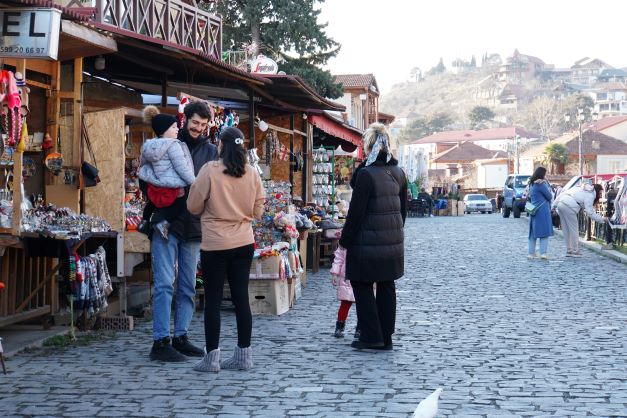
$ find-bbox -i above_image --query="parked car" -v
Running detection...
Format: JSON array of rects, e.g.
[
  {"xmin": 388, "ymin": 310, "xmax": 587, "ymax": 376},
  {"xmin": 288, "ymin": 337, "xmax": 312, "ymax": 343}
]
[
  {"xmin": 463, "ymin": 194, "xmax": 493, "ymax": 214},
  {"xmin": 502, "ymin": 174, "xmax": 530, "ymax": 218}
]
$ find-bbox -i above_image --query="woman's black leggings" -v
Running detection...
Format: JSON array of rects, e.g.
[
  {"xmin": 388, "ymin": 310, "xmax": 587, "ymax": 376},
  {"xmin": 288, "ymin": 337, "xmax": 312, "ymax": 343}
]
[{"xmin": 201, "ymin": 244, "xmax": 254, "ymax": 351}]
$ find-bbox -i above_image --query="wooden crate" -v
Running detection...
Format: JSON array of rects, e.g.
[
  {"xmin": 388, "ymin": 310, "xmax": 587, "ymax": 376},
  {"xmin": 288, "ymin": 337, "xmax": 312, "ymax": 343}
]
[
  {"xmin": 457, "ymin": 201, "xmax": 465, "ymax": 216},
  {"xmin": 248, "ymin": 279, "xmax": 289, "ymax": 315}
]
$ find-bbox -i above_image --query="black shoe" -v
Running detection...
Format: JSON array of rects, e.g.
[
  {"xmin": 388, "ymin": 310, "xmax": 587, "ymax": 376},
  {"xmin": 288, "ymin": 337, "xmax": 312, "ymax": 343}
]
[
  {"xmin": 172, "ymin": 334, "xmax": 205, "ymax": 357},
  {"xmin": 350, "ymin": 340, "xmax": 385, "ymax": 350},
  {"xmin": 353, "ymin": 327, "xmax": 360, "ymax": 341},
  {"xmin": 334, "ymin": 320, "xmax": 345, "ymax": 338},
  {"xmin": 150, "ymin": 337, "xmax": 188, "ymax": 362},
  {"xmin": 137, "ymin": 220, "xmax": 151, "ymax": 235}
]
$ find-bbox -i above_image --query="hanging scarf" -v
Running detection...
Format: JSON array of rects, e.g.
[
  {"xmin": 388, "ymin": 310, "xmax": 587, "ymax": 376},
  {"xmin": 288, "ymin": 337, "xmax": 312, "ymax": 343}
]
[{"xmin": 365, "ymin": 133, "xmax": 392, "ymax": 166}]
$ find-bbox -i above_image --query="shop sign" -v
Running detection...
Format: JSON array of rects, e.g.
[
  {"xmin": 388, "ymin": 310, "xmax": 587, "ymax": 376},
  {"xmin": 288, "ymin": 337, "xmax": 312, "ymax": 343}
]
[
  {"xmin": 250, "ymin": 54, "xmax": 278, "ymax": 74},
  {"xmin": 0, "ymin": 8, "xmax": 61, "ymax": 60}
]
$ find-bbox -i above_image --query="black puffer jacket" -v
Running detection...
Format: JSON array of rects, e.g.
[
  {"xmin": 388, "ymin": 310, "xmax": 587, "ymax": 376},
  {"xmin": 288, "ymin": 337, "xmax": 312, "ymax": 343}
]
[
  {"xmin": 169, "ymin": 129, "xmax": 218, "ymax": 242},
  {"xmin": 339, "ymin": 154, "xmax": 407, "ymax": 282}
]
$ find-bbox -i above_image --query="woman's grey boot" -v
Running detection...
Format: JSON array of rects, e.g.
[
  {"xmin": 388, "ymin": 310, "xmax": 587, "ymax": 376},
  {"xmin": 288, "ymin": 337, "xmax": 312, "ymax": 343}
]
[
  {"xmin": 220, "ymin": 346, "xmax": 253, "ymax": 370},
  {"xmin": 193, "ymin": 348, "xmax": 220, "ymax": 372}
]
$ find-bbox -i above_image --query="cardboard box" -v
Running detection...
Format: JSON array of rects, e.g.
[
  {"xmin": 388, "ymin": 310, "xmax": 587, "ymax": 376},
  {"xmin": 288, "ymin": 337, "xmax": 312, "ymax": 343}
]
[
  {"xmin": 287, "ymin": 277, "xmax": 296, "ymax": 307},
  {"xmin": 250, "ymin": 255, "xmax": 282, "ymax": 280},
  {"xmin": 248, "ymin": 279, "xmax": 289, "ymax": 315}
]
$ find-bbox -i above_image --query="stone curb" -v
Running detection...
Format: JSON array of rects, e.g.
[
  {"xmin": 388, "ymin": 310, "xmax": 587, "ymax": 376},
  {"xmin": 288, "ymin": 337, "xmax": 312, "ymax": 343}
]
[{"xmin": 522, "ymin": 215, "xmax": 627, "ymax": 264}]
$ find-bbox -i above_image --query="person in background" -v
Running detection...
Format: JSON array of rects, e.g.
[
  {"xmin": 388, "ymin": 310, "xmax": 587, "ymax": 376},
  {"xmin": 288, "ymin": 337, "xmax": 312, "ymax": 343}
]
[
  {"xmin": 148, "ymin": 101, "xmax": 216, "ymax": 363},
  {"xmin": 416, "ymin": 188, "xmax": 433, "ymax": 217},
  {"xmin": 527, "ymin": 167, "xmax": 553, "ymax": 260},
  {"xmin": 187, "ymin": 127, "xmax": 265, "ymax": 373},
  {"xmin": 339, "ymin": 123, "xmax": 407, "ymax": 351},
  {"xmin": 553, "ymin": 183, "xmax": 608, "ymax": 257}
]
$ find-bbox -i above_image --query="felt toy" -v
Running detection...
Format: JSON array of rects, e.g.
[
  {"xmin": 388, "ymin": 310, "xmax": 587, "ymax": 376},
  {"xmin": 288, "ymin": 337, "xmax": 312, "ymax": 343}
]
[
  {"xmin": 177, "ymin": 96, "xmax": 189, "ymax": 129},
  {"xmin": 14, "ymin": 72, "xmax": 30, "ymax": 116},
  {"xmin": 224, "ymin": 108, "xmax": 234, "ymax": 127},
  {"xmin": 16, "ymin": 121, "xmax": 27, "ymax": 153},
  {"xmin": 0, "ymin": 70, "xmax": 22, "ymax": 147},
  {"xmin": 42, "ymin": 133, "xmax": 53, "ymax": 150}
]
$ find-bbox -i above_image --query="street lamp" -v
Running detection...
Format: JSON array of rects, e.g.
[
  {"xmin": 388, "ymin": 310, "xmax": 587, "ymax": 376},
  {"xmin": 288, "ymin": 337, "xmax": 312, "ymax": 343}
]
[{"xmin": 564, "ymin": 108, "xmax": 599, "ymax": 175}]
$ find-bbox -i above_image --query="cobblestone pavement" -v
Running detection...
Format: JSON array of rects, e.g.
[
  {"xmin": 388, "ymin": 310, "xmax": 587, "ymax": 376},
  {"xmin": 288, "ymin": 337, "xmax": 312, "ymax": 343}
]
[{"xmin": 1, "ymin": 214, "xmax": 626, "ymax": 417}]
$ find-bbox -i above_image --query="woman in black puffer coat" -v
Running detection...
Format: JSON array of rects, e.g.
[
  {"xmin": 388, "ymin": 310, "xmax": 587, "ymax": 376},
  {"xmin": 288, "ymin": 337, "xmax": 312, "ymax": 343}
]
[{"xmin": 339, "ymin": 123, "xmax": 407, "ymax": 350}]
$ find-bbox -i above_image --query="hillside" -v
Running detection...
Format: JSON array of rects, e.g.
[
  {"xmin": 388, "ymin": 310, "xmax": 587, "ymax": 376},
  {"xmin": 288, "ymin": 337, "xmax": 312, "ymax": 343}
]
[{"xmin": 380, "ymin": 69, "xmax": 491, "ymax": 126}]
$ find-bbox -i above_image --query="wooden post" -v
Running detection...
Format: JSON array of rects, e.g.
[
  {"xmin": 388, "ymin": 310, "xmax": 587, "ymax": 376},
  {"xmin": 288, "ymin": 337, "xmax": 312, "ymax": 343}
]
[
  {"xmin": 248, "ymin": 89, "xmax": 255, "ymax": 149},
  {"xmin": 306, "ymin": 122, "xmax": 313, "ymax": 203},
  {"xmin": 46, "ymin": 61, "xmax": 61, "ymax": 187},
  {"xmin": 73, "ymin": 58, "xmax": 83, "ymax": 168},
  {"xmin": 289, "ymin": 115, "xmax": 294, "ymax": 193}
]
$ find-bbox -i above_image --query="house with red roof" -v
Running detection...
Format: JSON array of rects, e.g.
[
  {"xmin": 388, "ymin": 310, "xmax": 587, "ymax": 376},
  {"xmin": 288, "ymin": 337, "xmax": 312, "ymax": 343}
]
[
  {"xmin": 519, "ymin": 131, "xmax": 627, "ymax": 175},
  {"xmin": 408, "ymin": 126, "xmax": 537, "ymax": 161},
  {"xmin": 587, "ymin": 115, "xmax": 627, "ymax": 142},
  {"xmin": 334, "ymin": 74, "xmax": 380, "ymax": 130}
]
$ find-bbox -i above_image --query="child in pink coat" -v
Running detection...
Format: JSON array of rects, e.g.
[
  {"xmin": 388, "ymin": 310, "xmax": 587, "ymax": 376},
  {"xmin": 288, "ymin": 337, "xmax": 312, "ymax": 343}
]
[{"xmin": 330, "ymin": 246, "xmax": 358, "ymax": 338}]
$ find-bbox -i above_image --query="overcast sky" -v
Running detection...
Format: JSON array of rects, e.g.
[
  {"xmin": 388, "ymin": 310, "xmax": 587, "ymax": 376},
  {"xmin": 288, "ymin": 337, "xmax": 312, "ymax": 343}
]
[{"xmin": 319, "ymin": 0, "xmax": 627, "ymax": 94}]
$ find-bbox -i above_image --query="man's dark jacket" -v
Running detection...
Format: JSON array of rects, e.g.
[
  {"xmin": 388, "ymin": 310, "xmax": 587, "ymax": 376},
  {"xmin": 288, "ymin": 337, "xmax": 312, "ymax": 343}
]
[{"xmin": 169, "ymin": 128, "xmax": 218, "ymax": 241}]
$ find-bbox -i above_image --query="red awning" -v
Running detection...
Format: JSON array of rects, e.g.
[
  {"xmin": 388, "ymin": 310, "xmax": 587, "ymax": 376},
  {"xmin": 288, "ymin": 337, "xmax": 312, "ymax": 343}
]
[{"xmin": 309, "ymin": 114, "xmax": 363, "ymax": 149}]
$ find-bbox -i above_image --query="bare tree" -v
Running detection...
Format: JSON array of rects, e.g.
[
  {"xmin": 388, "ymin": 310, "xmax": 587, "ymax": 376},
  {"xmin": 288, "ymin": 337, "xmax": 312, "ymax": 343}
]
[{"xmin": 524, "ymin": 96, "xmax": 563, "ymax": 141}]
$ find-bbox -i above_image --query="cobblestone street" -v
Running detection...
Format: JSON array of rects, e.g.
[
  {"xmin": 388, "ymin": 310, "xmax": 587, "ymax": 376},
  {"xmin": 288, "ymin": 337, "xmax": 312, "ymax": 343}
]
[{"xmin": 1, "ymin": 214, "xmax": 626, "ymax": 417}]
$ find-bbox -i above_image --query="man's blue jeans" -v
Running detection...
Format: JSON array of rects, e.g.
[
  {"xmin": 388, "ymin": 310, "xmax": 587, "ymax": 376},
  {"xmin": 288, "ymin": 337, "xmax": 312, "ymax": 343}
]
[{"xmin": 151, "ymin": 233, "xmax": 200, "ymax": 340}]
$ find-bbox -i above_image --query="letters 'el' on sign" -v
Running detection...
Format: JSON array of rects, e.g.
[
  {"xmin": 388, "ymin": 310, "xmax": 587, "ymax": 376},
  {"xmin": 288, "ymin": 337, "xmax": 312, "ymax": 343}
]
[{"xmin": 0, "ymin": 8, "xmax": 61, "ymax": 60}]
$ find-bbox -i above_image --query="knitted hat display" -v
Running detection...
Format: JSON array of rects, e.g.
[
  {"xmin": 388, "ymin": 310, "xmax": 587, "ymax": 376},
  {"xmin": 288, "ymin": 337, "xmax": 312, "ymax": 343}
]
[{"xmin": 143, "ymin": 105, "xmax": 177, "ymax": 137}]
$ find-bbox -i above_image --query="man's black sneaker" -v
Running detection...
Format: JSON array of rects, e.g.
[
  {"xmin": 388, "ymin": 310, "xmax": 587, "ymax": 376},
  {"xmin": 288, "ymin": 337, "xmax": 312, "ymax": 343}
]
[
  {"xmin": 150, "ymin": 337, "xmax": 188, "ymax": 362},
  {"xmin": 172, "ymin": 334, "xmax": 205, "ymax": 357}
]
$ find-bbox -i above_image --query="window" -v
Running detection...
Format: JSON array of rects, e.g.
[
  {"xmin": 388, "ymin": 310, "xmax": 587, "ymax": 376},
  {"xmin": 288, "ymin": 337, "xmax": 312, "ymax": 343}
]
[{"xmin": 609, "ymin": 161, "xmax": 621, "ymax": 173}]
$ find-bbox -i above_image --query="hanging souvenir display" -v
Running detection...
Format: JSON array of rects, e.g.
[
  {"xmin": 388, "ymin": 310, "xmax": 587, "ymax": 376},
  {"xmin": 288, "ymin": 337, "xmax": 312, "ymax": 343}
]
[
  {"xmin": 21, "ymin": 204, "xmax": 111, "ymax": 237},
  {"xmin": 0, "ymin": 70, "xmax": 22, "ymax": 147},
  {"xmin": 44, "ymin": 127, "xmax": 64, "ymax": 175}
]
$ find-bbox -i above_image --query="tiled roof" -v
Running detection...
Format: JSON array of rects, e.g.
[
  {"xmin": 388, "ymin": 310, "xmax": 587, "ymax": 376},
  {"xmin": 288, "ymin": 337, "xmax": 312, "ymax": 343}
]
[
  {"xmin": 592, "ymin": 82, "xmax": 627, "ymax": 92},
  {"xmin": 599, "ymin": 69, "xmax": 627, "ymax": 77},
  {"xmin": 432, "ymin": 142, "xmax": 507, "ymax": 163},
  {"xmin": 586, "ymin": 115, "xmax": 627, "ymax": 132},
  {"xmin": 334, "ymin": 74, "xmax": 378, "ymax": 91},
  {"xmin": 521, "ymin": 131, "xmax": 627, "ymax": 158},
  {"xmin": 410, "ymin": 127, "xmax": 537, "ymax": 144}
]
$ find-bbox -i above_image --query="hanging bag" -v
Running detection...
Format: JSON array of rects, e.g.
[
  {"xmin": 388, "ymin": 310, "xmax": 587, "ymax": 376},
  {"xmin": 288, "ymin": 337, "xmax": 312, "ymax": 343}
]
[
  {"xmin": 81, "ymin": 115, "xmax": 100, "ymax": 187},
  {"xmin": 524, "ymin": 200, "xmax": 545, "ymax": 216}
]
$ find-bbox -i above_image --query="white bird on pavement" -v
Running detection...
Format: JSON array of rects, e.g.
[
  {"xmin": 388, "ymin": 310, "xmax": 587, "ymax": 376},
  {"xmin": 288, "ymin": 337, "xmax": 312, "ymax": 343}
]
[{"xmin": 412, "ymin": 387, "xmax": 443, "ymax": 418}]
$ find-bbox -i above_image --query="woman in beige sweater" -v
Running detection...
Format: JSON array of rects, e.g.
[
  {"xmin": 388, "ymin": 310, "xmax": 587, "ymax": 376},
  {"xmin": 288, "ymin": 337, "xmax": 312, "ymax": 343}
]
[{"xmin": 187, "ymin": 127, "xmax": 265, "ymax": 373}]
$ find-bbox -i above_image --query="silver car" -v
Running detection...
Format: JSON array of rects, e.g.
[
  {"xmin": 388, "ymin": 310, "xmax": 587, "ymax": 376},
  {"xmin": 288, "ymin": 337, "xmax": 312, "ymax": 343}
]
[{"xmin": 463, "ymin": 194, "xmax": 493, "ymax": 214}]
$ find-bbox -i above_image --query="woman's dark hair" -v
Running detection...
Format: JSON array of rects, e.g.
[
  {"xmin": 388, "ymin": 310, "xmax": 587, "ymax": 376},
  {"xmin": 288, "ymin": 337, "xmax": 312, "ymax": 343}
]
[
  {"xmin": 184, "ymin": 101, "xmax": 210, "ymax": 120},
  {"xmin": 529, "ymin": 166, "xmax": 547, "ymax": 184},
  {"xmin": 593, "ymin": 183, "xmax": 603, "ymax": 205},
  {"xmin": 219, "ymin": 127, "xmax": 247, "ymax": 178}
]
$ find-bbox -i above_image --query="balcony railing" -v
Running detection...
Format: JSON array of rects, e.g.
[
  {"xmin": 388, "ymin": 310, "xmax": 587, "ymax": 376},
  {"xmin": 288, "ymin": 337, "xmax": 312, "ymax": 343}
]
[{"xmin": 63, "ymin": 0, "xmax": 222, "ymax": 58}]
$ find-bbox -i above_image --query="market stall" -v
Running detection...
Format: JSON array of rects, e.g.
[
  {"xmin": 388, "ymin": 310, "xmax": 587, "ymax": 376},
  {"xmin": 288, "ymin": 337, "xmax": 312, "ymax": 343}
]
[{"xmin": 0, "ymin": 4, "xmax": 121, "ymax": 328}]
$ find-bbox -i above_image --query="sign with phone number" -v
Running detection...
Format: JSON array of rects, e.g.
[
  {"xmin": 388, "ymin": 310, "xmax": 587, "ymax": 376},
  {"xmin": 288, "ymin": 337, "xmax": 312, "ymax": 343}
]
[{"xmin": 0, "ymin": 8, "xmax": 61, "ymax": 60}]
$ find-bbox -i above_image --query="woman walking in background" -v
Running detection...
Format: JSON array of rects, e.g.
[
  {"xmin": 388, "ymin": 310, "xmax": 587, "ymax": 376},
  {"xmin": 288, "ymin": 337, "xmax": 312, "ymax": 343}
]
[
  {"xmin": 527, "ymin": 167, "xmax": 553, "ymax": 260},
  {"xmin": 339, "ymin": 123, "xmax": 407, "ymax": 351},
  {"xmin": 187, "ymin": 127, "xmax": 265, "ymax": 372},
  {"xmin": 553, "ymin": 183, "xmax": 608, "ymax": 257}
]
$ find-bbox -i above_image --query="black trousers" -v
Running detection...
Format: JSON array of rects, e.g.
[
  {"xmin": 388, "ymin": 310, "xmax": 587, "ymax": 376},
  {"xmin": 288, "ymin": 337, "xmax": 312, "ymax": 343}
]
[
  {"xmin": 350, "ymin": 280, "xmax": 396, "ymax": 345},
  {"xmin": 201, "ymin": 244, "xmax": 254, "ymax": 351}
]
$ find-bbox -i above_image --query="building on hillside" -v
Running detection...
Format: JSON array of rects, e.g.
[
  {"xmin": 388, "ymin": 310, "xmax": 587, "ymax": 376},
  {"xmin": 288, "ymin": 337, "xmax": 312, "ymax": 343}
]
[
  {"xmin": 474, "ymin": 75, "xmax": 503, "ymax": 107},
  {"xmin": 429, "ymin": 141, "xmax": 507, "ymax": 179},
  {"xmin": 407, "ymin": 127, "xmax": 537, "ymax": 162},
  {"xmin": 539, "ymin": 67, "xmax": 573, "ymax": 83},
  {"xmin": 498, "ymin": 83, "xmax": 528, "ymax": 110},
  {"xmin": 495, "ymin": 49, "xmax": 545, "ymax": 83},
  {"xmin": 589, "ymin": 82, "xmax": 627, "ymax": 118},
  {"xmin": 334, "ymin": 74, "xmax": 380, "ymax": 130},
  {"xmin": 598, "ymin": 69, "xmax": 627, "ymax": 83},
  {"xmin": 586, "ymin": 115, "xmax": 627, "ymax": 142},
  {"xmin": 571, "ymin": 57, "xmax": 613, "ymax": 85},
  {"xmin": 519, "ymin": 131, "xmax": 627, "ymax": 176}
]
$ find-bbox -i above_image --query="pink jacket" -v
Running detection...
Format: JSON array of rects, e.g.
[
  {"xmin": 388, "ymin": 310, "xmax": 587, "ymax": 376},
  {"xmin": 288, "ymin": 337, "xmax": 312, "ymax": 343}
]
[{"xmin": 330, "ymin": 247, "xmax": 354, "ymax": 302}]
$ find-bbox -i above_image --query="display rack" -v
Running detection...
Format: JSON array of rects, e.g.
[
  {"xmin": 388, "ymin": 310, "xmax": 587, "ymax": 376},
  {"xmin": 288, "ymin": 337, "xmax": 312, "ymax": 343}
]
[{"xmin": 312, "ymin": 146, "xmax": 335, "ymax": 207}]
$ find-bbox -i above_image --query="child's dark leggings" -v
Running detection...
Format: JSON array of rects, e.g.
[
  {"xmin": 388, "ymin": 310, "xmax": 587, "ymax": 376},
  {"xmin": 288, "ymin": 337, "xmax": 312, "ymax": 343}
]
[
  {"xmin": 337, "ymin": 300, "xmax": 352, "ymax": 321},
  {"xmin": 201, "ymin": 244, "xmax": 254, "ymax": 351}
]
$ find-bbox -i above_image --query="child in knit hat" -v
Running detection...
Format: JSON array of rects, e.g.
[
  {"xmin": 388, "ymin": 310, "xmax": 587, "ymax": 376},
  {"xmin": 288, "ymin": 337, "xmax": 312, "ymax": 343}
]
[{"xmin": 139, "ymin": 105, "xmax": 195, "ymax": 239}]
